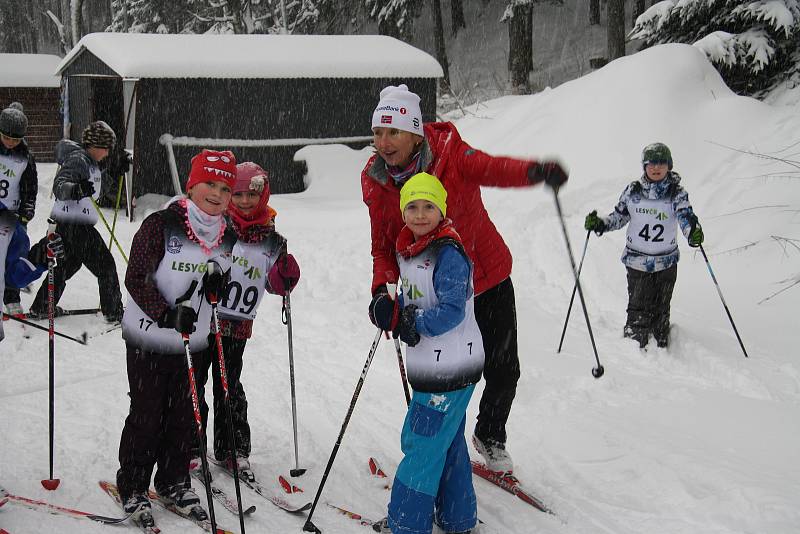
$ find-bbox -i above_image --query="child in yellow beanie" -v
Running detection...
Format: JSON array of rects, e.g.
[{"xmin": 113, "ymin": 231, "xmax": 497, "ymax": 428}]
[{"xmin": 370, "ymin": 172, "xmax": 485, "ymax": 534}]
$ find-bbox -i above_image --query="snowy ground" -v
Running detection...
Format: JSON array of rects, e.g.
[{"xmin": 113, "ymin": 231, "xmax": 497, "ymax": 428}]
[{"xmin": 2, "ymin": 43, "xmax": 799, "ymax": 534}]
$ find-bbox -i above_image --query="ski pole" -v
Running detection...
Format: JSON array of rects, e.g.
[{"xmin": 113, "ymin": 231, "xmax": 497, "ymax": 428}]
[
  {"xmin": 698, "ymin": 245, "xmax": 749, "ymax": 358},
  {"xmin": 208, "ymin": 283, "xmax": 247, "ymax": 534},
  {"xmin": 303, "ymin": 329, "xmax": 383, "ymax": 533},
  {"xmin": 108, "ymin": 173, "xmax": 125, "ymax": 250},
  {"xmin": 557, "ymin": 230, "xmax": 591, "ymax": 353},
  {"xmin": 552, "ymin": 190, "xmax": 604, "ymax": 378},
  {"xmin": 181, "ymin": 330, "xmax": 219, "ymax": 534},
  {"xmin": 2, "ymin": 314, "xmax": 88, "ymax": 345},
  {"xmin": 393, "ymin": 338, "xmax": 411, "ymax": 406},
  {"xmin": 42, "ymin": 219, "xmax": 60, "ymax": 490},
  {"xmin": 280, "ymin": 251, "xmax": 306, "ymax": 477},
  {"xmin": 90, "ymin": 198, "xmax": 128, "ymax": 264},
  {"xmin": 386, "ymin": 283, "xmax": 410, "ymax": 406}
]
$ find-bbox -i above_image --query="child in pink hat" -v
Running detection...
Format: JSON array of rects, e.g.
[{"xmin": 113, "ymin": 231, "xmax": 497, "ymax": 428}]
[{"xmin": 192, "ymin": 161, "xmax": 300, "ymax": 481}]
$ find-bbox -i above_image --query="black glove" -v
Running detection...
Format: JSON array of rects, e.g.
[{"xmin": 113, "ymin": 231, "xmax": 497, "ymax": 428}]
[
  {"xmin": 107, "ymin": 149, "xmax": 132, "ymax": 177},
  {"xmin": 29, "ymin": 233, "xmax": 65, "ymax": 266},
  {"xmin": 688, "ymin": 215, "xmax": 703, "ymax": 248},
  {"xmin": 158, "ymin": 304, "xmax": 197, "ymax": 335},
  {"xmin": 202, "ymin": 261, "xmax": 228, "ymax": 302},
  {"xmin": 46, "ymin": 233, "xmax": 65, "ymax": 263},
  {"xmin": 368, "ymin": 288, "xmax": 397, "ymax": 331},
  {"xmin": 17, "ymin": 199, "xmax": 35, "ymax": 226},
  {"xmin": 393, "ymin": 304, "xmax": 421, "ymax": 347},
  {"xmin": 584, "ymin": 210, "xmax": 606, "ymax": 235},
  {"xmin": 529, "ymin": 161, "xmax": 569, "ymax": 189},
  {"xmin": 70, "ymin": 180, "xmax": 96, "ymax": 200}
]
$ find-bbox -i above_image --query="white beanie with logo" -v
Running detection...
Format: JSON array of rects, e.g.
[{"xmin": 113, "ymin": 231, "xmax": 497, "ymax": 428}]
[{"xmin": 371, "ymin": 84, "xmax": 423, "ymax": 136}]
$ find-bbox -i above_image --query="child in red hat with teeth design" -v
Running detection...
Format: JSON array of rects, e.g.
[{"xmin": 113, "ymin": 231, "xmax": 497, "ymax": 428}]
[{"xmin": 115, "ymin": 149, "xmax": 239, "ymax": 527}]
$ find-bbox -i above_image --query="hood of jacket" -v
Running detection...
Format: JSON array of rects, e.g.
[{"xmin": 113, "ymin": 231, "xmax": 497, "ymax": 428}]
[
  {"xmin": 638, "ymin": 170, "xmax": 682, "ymax": 200},
  {"xmin": 55, "ymin": 139, "xmax": 86, "ymax": 166}
]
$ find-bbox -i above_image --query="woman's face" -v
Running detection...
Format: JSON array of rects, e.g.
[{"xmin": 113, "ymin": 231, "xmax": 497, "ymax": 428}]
[
  {"xmin": 188, "ymin": 180, "xmax": 232, "ymax": 216},
  {"xmin": 231, "ymin": 190, "xmax": 261, "ymax": 215},
  {"xmin": 372, "ymin": 127, "xmax": 422, "ymax": 167}
]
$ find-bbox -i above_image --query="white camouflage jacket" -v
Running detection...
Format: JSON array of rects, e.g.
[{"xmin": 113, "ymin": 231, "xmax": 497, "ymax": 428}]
[{"xmin": 601, "ymin": 171, "xmax": 697, "ymax": 272}]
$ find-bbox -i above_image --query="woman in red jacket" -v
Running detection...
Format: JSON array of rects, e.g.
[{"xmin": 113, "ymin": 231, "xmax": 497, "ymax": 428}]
[{"xmin": 363, "ymin": 84, "xmax": 568, "ymax": 474}]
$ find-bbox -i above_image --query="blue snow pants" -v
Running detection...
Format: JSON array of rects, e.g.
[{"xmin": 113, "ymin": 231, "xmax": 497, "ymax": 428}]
[{"xmin": 388, "ymin": 385, "xmax": 477, "ymax": 534}]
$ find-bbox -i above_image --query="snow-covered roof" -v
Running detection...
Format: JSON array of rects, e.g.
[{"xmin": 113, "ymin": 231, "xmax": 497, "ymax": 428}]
[
  {"xmin": 57, "ymin": 33, "xmax": 443, "ymax": 79},
  {"xmin": 0, "ymin": 54, "xmax": 62, "ymax": 87}
]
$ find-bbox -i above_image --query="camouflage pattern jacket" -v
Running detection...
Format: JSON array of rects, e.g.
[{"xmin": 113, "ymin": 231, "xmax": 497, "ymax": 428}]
[{"xmin": 601, "ymin": 171, "xmax": 697, "ymax": 272}]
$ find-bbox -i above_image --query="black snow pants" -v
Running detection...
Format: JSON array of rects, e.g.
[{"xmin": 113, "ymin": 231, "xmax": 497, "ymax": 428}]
[
  {"xmin": 4, "ymin": 286, "xmax": 20, "ymax": 306},
  {"xmin": 116, "ymin": 345, "xmax": 195, "ymax": 501},
  {"xmin": 625, "ymin": 265, "xmax": 678, "ymax": 345},
  {"xmin": 473, "ymin": 277, "xmax": 520, "ymax": 445},
  {"xmin": 194, "ymin": 336, "xmax": 251, "ymax": 461},
  {"xmin": 29, "ymin": 222, "xmax": 123, "ymax": 317}
]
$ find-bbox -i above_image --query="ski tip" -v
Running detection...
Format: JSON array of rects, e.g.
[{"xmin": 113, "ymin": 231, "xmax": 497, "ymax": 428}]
[
  {"xmin": 41, "ymin": 479, "xmax": 61, "ymax": 491},
  {"xmin": 80, "ymin": 332, "xmax": 89, "ymax": 345},
  {"xmin": 289, "ymin": 468, "xmax": 307, "ymax": 477}
]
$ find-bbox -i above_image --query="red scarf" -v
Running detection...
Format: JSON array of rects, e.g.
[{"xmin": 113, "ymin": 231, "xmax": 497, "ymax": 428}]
[
  {"xmin": 228, "ymin": 206, "xmax": 277, "ymax": 243},
  {"xmin": 396, "ymin": 218, "xmax": 462, "ymax": 259},
  {"xmin": 227, "ymin": 202, "xmax": 276, "ymax": 237}
]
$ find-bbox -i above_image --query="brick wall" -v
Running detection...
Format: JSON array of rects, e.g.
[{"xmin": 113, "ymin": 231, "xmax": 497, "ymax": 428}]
[{"xmin": 0, "ymin": 87, "xmax": 62, "ymax": 162}]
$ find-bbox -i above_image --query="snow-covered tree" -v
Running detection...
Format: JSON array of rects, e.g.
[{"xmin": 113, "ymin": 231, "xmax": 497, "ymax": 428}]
[
  {"xmin": 365, "ymin": 0, "xmax": 424, "ymax": 40},
  {"xmin": 109, "ymin": 0, "xmax": 198, "ymax": 33},
  {"xmin": 630, "ymin": 0, "xmax": 800, "ymax": 97},
  {"xmin": 109, "ymin": 0, "xmax": 329, "ymax": 35}
]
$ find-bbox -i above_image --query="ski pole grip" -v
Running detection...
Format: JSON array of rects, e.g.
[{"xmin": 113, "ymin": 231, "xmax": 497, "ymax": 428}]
[
  {"xmin": 45, "ymin": 218, "xmax": 58, "ymax": 265},
  {"xmin": 46, "ymin": 218, "xmax": 57, "ymax": 238}
]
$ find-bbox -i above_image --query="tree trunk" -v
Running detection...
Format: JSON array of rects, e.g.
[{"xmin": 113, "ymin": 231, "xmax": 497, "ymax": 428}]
[
  {"xmin": 1, "ymin": 2, "xmax": 24, "ymax": 52},
  {"xmin": 450, "ymin": 0, "xmax": 465, "ymax": 36},
  {"xmin": 524, "ymin": 4, "xmax": 533, "ymax": 74},
  {"xmin": 589, "ymin": 0, "xmax": 600, "ymax": 25},
  {"xmin": 507, "ymin": 3, "xmax": 532, "ymax": 94},
  {"xmin": 24, "ymin": 1, "xmax": 39, "ymax": 52},
  {"xmin": 632, "ymin": 0, "xmax": 646, "ymax": 26},
  {"xmin": 70, "ymin": 0, "xmax": 83, "ymax": 45},
  {"xmin": 432, "ymin": 0, "xmax": 450, "ymax": 92},
  {"xmin": 607, "ymin": 0, "xmax": 626, "ymax": 61}
]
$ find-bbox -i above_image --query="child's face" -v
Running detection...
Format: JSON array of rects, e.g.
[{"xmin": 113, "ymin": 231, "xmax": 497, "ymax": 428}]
[
  {"xmin": 403, "ymin": 199, "xmax": 443, "ymax": 239},
  {"xmin": 87, "ymin": 146, "xmax": 110, "ymax": 162},
  {"xmin": 0, "ymin": 133, "xmax": 21, "ymax": 150},
  {"xmin": 372, "ymin": 127, "xmax": 422, "ymax": 168},
  {"xmin": 645, "ymin": 162, "xmax": 669, "ymax": 182},
  {"xmin": 231, "ymin": 190, "xmax": 261, "ymax": 215},
  {"xmin": 188, "ymin": 180, "xmax": 232, "ymax": 216}
]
